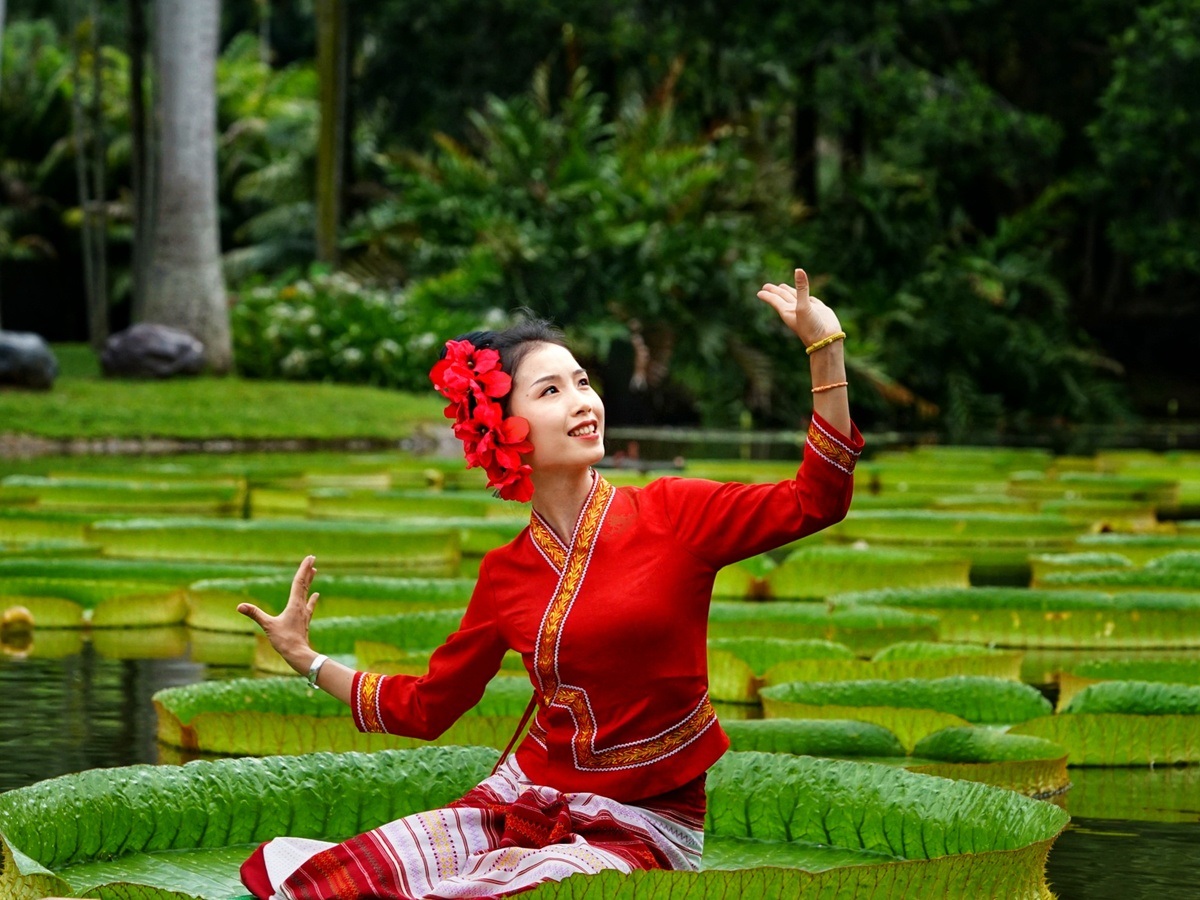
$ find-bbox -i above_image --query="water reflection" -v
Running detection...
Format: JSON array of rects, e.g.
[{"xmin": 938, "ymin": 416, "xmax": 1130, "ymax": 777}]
[
  {"xmin": 1048, "ymin": 818, "xmax": 1200, "ymax": 900},
  {"xmin": 0, "ymin": 643, "xmax": 202, "ymax": 792}
]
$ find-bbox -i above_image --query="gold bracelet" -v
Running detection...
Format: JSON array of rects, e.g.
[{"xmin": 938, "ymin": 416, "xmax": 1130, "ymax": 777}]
[
  {"xmin": 805, "ymin": 331, "xmax": 846, "ymax": 356},
  {"xmin": 811, "ymin": 381, "xmax": 849, "ymax": 394}
]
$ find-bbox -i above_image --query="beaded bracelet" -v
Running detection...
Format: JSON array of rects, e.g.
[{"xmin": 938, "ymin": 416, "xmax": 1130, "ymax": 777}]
[
  {"xmin": 805, "ymin": 331, "xmax": 846, "ymax": 355},
  {"xmin": 812, "ymin": 381, "xmax": 849, "ymax": 394}
]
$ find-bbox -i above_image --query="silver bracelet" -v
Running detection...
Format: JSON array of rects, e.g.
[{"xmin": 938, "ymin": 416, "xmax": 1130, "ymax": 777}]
[{"xmin": 306, "ymin": 653, "xmax": 329, "ymax": 691}]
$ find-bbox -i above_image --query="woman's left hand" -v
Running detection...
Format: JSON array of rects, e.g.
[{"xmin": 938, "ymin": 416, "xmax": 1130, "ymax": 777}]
[{"xmin": 757, "ymin": 268, "xmax": 842, "ymax": 346}]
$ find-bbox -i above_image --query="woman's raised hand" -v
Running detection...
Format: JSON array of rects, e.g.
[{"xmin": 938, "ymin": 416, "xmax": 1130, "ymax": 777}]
[
  {"xmin": 237, "ymin": 555, "xmax": 320, "ymax": 673},
  {"xmin": 757, "ymin": 268, "xmax": 842, "ymax": 346}
]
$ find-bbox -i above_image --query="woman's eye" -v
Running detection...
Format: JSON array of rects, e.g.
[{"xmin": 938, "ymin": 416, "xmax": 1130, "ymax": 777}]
[
  {"xmin": 540, "ymin": 385, "xmax": 558, "ymax": 396},
  {"xmin": 579, "ymin": 378, "xmax": 590, "ymax": 388}
]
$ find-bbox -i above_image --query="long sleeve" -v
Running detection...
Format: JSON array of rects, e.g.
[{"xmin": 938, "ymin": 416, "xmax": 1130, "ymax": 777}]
[
  {"xmin": 351, "ymin": 558, "xmax": 509, "ymax": 739},
  {"xmin": 657, "ymin": 411, "xmax": 863, "ymax": 570}
]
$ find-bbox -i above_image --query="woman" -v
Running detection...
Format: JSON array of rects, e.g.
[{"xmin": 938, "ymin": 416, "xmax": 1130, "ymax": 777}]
[{"xmin": 237, "ymin": 269, "xmax": 862, "ymax": 899}]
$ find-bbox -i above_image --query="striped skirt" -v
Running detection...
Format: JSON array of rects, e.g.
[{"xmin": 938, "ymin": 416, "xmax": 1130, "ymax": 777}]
[{"xmin": 240, "ymin": 756, "xmax": 706, "ymax": 899}]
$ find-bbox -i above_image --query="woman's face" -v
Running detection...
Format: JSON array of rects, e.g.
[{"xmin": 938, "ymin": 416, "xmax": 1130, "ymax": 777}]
[{"xmin": 508, "ymin": 342, "xmax": 605, "ymax": 474}]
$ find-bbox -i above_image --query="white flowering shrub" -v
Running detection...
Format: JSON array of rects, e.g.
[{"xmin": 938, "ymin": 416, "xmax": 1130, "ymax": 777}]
[{"xmin": 231, "ymin": 270, "xmax": 491, "ymax": 389}]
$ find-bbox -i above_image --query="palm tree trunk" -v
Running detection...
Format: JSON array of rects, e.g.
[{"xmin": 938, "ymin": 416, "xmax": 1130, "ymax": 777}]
[
  {"xmin": 127, "ymin": 0, "xmax": 152, "ymax": 321},
  {"xmin": 143, "ymin": 0, "xmax": 231, "ymax": 372},
  {"xmin": 315, "ymin": 0, "xmax": 347, "ymax": 266},
  {"xmin": 69, "ymin": 2, "xmax": 105, "ymax": 350},
  {"xmin": 89, "ymin": 0, "xmax": 109, "ymax": 349},
  {"xmin": 0, "ymin": 0, "xmax": 8, "ymax": 329}
]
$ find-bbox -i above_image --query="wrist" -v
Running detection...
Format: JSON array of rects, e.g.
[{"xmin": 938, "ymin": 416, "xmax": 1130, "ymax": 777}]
[{"xmin": 282, "ymin": 645, "xmax": 319, "ymax": 676}]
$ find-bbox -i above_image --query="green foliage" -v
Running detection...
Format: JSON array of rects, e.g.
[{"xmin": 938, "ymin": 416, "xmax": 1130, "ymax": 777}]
[
  {"xmin": 723, "ymin": 719, "xmax": 907, "ymax": 758},
  {"xmin": 1063, "ymin": 680, "xmax": 1200, "ymax": 716},
  {"xmin": 761, "ymin": 676, "xmax": 1052, "ymax": 724},
  {"xmin": 216, "ymin": 33, "xmax": 321, "ymax": 280},
  {"xmin": 344, "ymin": 67, "xmax": 803, "ymax": 425},
  {"xmin": 912, "ymin": 727, "xmax": 1065, "ymax": 765},
  {"xmin": 231, "ymin": 269, "xmax": 485, "ymax": 388},
  {"xmin": 1088, "ymin": 0, "xmax": 1200, "ymax": 286}
]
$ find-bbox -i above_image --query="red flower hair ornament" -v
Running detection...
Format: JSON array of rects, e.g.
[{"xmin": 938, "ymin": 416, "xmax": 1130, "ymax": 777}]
[{"xmin": 430, "ymin": 338, "xmax": 535, "ymax": 502}]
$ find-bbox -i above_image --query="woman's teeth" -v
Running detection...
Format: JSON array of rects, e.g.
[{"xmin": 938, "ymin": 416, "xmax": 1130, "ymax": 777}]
[{"xmin": 569, "ymin": 423, "xmax": 597, "ymax": 436}]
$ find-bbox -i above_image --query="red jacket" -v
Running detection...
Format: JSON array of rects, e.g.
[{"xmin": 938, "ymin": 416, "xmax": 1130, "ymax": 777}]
[{"xmin": 352, "ymin": 413, "xmax": 863, "ymax": 801}]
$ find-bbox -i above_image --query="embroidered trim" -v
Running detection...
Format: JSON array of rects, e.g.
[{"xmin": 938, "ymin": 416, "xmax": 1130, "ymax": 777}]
[
  {"xmin": 529, "ymin": 511, "xmax": 567, "ymax": 574},
  {"xmin": 532, "ymin": 472, "xmax": 607, "ymax": 699},
  {"xmin": 807, "ymin": 418, "xmax": 861, "ymax": 475},
  {"xmin": 562, "ymin": 689, "xmax": 717, "ymax": 771},
  {"xmin": 355, "ymin": 672, "xmax": 387, "ymax": 734},
  {"xmin": 531, "ymin": 473, "xmax": 717, "ymax": 770}
]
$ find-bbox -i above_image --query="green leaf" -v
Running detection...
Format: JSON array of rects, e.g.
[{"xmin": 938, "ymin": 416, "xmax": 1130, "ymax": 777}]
[
  {"xmin": 907, "ymin": 727, "xmax": 1069, "ymax": 798},
  {"xmin": 831, "ymin": 587, "xmax": 1200, "ymax": 647},
  {"xmin": 153, "ymin": 677, "xmax": 532, "ymax": 755},
  {"xmin": 723, "ymin": 719, "xmax": 906, "ymax": 758},
  {"xmin": 1062, "ymin": 680, "xmax": 1200, "ymax": 715},
  {"xmin": 707, "ymin": 638, "xmax": 854, "ymax": 703},
  {"xmin": 87, "ymin": 518, "xmax": 462, "ymax": 571},
  {"xmin": 1011, "ymin": 711, "xmax": 1200, "ymax": 765},
  {"xmin": 765, "ymin": 546, "xmax": 970, "ymax": 599},
  {"xmin": 760, "ymin": 677, "xmax": 1051, "ymax": 750},
  {"xmin": 708, "ymin": 602, "xmax": 938, "ymax": 655}
]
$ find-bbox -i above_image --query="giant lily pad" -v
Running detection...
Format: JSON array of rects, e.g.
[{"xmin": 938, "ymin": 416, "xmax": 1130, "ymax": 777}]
[
  {"xmin": 762, "ymin": 642, "xmax": 1023, "ymax": 690},
  {"xmin": 708, "ymin": 602, "xmax": 938, "ymax": 655},
  {"xmin": 86, "ymin": 518, "xmax": 464, "ymax": 571},
  {"xmin": 764, "ymin": 546, "xmax": 970, "ymax": 599},
  {"xmin": 707, "ymin": 638, "xmax": 855, "ymax": 703},
  {"xmin": 1056, "ymin": 658, "xmax": 1200, "ymax": 709},
  {"xmin": 0, "ymin": 748, "xmax": 1068, "ymax": 900},
  {"xmin": 831, "ymin": 587, "xmax": 1200, "ymax": 647},
  {"xmin": 908, "ymin": 727, "xmax": 1069, "ymax": 799},
  {"xmin": 1012, "ymin": 680, "xmax": 1200, "ymax": 765},
  {"xmin": 761, "ymin": 676, "xmax": 1051, "ymax": 751},
  {"xmin": 153, "ymin": 676, "xmax": 532, "ymax": 756},
  {"xmin": 186, "ymin": 575, "xmax": 476, "ymax": 632},
  {"xmin": 1038, "ymin": 551, "xmax": 1200, "ymax": 592}
]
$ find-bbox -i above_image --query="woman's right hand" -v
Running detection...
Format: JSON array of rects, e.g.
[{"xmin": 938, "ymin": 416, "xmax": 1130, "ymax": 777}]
[{"xmin": 238, "ymin": 555, "xmax": 321, "ymax": 674}]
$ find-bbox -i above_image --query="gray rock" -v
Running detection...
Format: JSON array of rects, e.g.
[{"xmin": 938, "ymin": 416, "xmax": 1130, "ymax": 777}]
[
  {"xmin": 101, "ymin": 323, "xmax": 206, "ymax": 378},
  {"xmin": 0, "ymin": 331, "xmax": 58, "ymax": 390}
]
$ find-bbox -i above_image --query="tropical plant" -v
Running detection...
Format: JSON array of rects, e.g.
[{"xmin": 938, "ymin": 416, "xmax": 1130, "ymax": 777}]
[
  {"xmin": 344, "ymin": 65, "xmax": 809, "ymax": 426},
  {"xmin": 1088, "ymin": 0, "xmax": 1200, "ymax": 288}
]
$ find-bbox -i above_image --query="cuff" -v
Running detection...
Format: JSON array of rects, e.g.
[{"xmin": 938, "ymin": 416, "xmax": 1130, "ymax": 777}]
[
  {"xmin": 806, "ymin": 412, "xmax": 864, "ymax": 475},
  {"xmin": 352, "ymin": 671, "xmax": 389, "ymax": 734}
]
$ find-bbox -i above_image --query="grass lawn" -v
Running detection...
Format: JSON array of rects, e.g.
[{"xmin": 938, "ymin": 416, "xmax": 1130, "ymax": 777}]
[{"xmin": 0, "ymin": 344, "xmax": 445, "ymax": 440}]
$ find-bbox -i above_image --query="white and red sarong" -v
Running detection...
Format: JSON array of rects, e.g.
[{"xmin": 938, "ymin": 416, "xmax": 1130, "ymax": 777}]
[{"xmin": 240, "ymin": 756, "xmax": 706, "ymax": 899}]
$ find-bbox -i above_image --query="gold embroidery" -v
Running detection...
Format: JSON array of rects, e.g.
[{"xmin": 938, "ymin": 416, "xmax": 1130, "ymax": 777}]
[
  {"xmin": 807, "ymin": 420, "xmax": 859, "ymax": 474},
  {"xmin": 529, "ymin": 513, "xmax": 567, "ymax": 572},
  {"xmin": 533, "ymin": 474, "xmax": 716, "ymax": 769},
  {"xmin": 558, "ymin": 687, "xmax": 717, "ymax": 770},
  {"xmin": 535, "ymin": 476, "xmax": 612, "ymax": 695},
  {"xmin": 357, "ymin": 672, "xmax": 385, "ymax": 733}
]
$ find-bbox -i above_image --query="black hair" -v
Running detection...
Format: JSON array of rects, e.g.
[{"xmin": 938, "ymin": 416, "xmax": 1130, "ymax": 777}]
[
  {"xmin": 452, "ymin": 320, "xmax": 567, "ymax": 380},
  {"xmin": 441, "ymin": 318, "xmax": 569, "ymax": 413}
]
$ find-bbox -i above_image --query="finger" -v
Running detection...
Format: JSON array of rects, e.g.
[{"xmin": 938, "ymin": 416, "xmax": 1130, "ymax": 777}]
[
  {"xmin": 756, "ymin": 286, "xmax": 791, "ymax": 318},
  {"xmin": 306, "ymin": 592, "xmax": 320, "ymax": 616},
  {"xmin": 237, "ymin": 603, "xmax": 270, "ymax": 630},
  {"xmin": 289, "ymin": 555, "xmax": 316, "ymax": 606},
  {"xmin": 794, "ymin": 268, "xmax": 810, "ymax": 304}
]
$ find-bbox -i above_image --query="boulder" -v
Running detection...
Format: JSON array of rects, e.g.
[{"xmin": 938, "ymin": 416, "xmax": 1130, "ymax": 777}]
[
  {"xmin": 101, "ymin": 323, "xmax": 206, "ymax": 378},
  {"xmin": 0, "ymin": 331, "xmax": 58, "ymax": 389}
]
